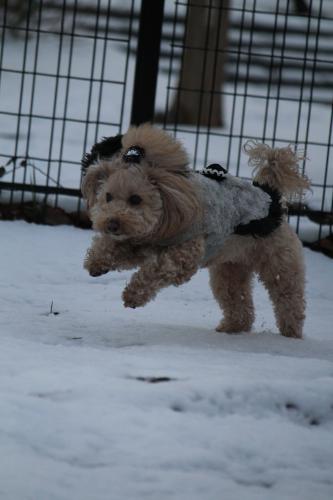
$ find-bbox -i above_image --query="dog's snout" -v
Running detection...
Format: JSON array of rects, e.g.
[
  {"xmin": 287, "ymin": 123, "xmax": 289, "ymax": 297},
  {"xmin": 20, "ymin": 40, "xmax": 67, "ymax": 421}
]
[{"xmin": 108, "ymin": 219, "xmax": 120, "ymax": 233}]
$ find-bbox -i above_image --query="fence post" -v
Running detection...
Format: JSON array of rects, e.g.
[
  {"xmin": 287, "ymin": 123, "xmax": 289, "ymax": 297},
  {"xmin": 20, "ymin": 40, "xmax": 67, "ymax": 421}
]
[{"xmin": 130, "ymin": 0, "xmax": 165, "ymax": 125}]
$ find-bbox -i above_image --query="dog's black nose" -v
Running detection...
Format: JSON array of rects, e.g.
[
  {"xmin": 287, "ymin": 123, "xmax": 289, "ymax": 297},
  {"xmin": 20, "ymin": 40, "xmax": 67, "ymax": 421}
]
[{"xmin": 108, "ymin": 219, "xmax": 120, "ymax": 233}]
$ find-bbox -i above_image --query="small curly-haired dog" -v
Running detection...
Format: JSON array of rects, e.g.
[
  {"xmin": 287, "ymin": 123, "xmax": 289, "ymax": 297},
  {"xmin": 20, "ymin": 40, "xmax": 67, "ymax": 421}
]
[{"xmin": 82, "ymin": 124, "xmax": 310, "ymax": 339}]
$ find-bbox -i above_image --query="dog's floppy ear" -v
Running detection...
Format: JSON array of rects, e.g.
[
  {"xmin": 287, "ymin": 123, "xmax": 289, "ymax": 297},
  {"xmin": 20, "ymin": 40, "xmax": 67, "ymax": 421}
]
[
  {"xmin": 148, "ymin": 168, "xmax": 201, "ymax": 240},
  {"xmin": 81, "ymin": 163, "xmax": 109, "ymax": 209},
  {"xmin": 81, "ymin": 134, "xmax": 122, "ymax": 209}
]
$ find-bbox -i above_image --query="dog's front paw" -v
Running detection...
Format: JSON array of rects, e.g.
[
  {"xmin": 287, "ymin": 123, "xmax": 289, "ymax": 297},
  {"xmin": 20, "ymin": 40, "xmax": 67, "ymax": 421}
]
[
  {"xmin": 89, "ymin": 268, "xmax": 109, "ymax": 277},
  {"xmin": 84, "ymin": 261, "xmax": 110, "ymax": 277},
  {"xmin": 122, "ymin": 286, "xmax": 154, "ymax": 308}
]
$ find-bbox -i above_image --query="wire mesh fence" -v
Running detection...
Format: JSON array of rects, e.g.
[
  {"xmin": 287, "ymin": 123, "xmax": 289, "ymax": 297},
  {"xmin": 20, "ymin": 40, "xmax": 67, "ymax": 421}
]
[
  {"xmin": 0, "ymin": 0, "xmax": 136, "ymax": 223},
  {"xmin": 0, "ymin": 0, "xmax": 332, "ymax": 248}
]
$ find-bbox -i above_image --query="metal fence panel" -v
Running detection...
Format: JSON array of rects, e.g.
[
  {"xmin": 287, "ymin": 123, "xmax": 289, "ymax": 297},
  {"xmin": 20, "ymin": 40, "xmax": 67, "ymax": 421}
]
[{"xmin": 0, "ymin": 0, "xmax": 332, "ymax": 244}]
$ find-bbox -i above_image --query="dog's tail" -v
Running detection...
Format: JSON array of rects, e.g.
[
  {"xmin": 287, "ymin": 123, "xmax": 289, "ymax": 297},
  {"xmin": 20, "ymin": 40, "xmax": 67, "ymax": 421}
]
[{"xmin": 243, "ymin": 141, "xmax": 310, "ymax": 200}]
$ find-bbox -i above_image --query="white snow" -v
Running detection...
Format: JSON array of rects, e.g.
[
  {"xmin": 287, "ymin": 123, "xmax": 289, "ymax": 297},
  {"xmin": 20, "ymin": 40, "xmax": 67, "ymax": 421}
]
[{"xmin": 0, "ymin": 220, "xmax": 333, "ymax": 500}]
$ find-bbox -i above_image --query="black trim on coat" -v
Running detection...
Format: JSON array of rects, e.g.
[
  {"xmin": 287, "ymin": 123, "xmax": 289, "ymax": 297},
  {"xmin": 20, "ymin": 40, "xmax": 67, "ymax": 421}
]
[{"xmin": 234, "ymin": 183, "xmax": 284, "ymax": 238}]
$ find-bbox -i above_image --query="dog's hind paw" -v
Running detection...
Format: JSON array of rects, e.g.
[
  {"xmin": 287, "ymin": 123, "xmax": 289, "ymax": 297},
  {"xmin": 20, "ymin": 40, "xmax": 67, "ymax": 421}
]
[
  {"xmin": 280, "ymin": 326, "xmax": 303, "ymax": 339},
  {"xmin": 215, "ymin": 320, "xmax": 252, "ymax": 333}
]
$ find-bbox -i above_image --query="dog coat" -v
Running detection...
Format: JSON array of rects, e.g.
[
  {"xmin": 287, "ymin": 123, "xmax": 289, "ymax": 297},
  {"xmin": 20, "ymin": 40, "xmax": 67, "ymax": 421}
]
[{"xmin": 158, "ymin": 165, "xmax": 282, "ymax": 266}]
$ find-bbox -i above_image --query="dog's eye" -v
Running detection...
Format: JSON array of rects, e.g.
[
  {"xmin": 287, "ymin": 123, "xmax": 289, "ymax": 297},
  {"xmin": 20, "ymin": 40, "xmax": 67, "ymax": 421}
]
[
  {"xmin": 128, "ymin": 194, "xmax": 142, "ymax": 206},
  {"xmin": 106, "ymin": 193, "xmax": 113, "ymax": 203}
]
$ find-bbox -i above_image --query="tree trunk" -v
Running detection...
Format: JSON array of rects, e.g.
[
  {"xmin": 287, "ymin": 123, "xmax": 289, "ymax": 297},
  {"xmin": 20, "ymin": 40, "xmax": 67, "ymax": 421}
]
[{"xmin": 164, "ymin": 0, "xmax": 229, "ymax": 127}]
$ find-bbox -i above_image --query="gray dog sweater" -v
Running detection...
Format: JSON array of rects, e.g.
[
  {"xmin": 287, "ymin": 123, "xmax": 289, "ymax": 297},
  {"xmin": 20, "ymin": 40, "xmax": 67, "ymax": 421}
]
[{"xmin": 159, "ymin": 171, "xmax": 274, "ymax": 266}]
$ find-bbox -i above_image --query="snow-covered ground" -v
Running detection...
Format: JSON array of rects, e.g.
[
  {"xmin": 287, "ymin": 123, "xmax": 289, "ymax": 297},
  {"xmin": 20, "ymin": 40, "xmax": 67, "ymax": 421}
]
[{"xmin": 0, "ymin": 220, "xmax": 333, "ymax": 500}]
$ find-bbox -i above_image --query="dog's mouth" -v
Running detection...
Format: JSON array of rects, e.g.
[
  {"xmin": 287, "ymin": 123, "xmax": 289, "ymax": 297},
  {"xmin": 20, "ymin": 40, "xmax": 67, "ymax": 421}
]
[
  {"xmin": 106, "ymin": 219, "xmax": 123, "ymax": 236},
  {"xmin": 106, "ymin": 230, "xmax": 128, "ymax": 241}
]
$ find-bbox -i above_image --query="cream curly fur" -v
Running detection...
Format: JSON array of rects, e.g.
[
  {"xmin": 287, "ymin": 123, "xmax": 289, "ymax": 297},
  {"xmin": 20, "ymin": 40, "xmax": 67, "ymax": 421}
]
[{"xmin": 82, "ymin": 124, "xmax": 309, "ymax": 339}]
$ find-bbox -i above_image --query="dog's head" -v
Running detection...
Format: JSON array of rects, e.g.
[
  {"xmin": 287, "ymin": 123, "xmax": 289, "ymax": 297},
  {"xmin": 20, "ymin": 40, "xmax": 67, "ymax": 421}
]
[
  {"xmin": 81, "ymin": 123, "xmax": 189, "ymax": 207},
  {"xmin": 81, "ymin": 125, "xmax": 201, "ymax": 242}
]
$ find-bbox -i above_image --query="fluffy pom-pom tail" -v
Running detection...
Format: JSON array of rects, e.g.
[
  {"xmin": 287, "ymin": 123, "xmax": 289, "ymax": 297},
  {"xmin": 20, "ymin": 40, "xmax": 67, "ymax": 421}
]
[{"xmin": 243, "ymin": 141, "xmax": 311, "ymax": 200}]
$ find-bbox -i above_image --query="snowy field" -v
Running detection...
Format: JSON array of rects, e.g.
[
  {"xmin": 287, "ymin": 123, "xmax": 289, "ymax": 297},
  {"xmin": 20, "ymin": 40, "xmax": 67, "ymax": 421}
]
[{"xmin": 0, "ymin": 220, "xmax": 333, "ymax": 500}]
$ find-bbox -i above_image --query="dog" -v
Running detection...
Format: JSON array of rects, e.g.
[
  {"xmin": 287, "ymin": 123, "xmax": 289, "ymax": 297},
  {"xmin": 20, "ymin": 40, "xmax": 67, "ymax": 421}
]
[{"xmin": 81, "ymin": 124, "xmax": 310, "ymax": 339}]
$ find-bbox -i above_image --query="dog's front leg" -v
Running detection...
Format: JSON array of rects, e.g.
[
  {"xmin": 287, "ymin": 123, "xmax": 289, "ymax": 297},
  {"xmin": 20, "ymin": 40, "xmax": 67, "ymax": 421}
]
[
  {"xmin": 123, "ymin": 237, "xmax": 205, "ymax": 308},
  {"xmin": 84, "ymin": 235, "xmax": 147, "ymax": 277}
]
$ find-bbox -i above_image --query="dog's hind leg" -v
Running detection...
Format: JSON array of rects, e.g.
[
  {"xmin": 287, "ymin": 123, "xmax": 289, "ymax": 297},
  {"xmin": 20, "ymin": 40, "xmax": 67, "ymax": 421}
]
[
  {"xmin": 209, "ymin": 261, "xmax": 255, "ymax": 333},
  {"xmin": 256, "ymin": 227, "xmax": 305, "ymax": 339}
]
